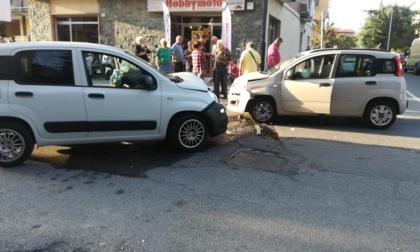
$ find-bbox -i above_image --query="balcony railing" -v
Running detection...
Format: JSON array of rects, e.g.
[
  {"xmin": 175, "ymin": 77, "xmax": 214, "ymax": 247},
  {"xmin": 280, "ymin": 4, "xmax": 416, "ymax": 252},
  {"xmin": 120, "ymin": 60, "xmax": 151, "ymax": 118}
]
[{"xmin": 10, "ymin": 0, "xmax": 28, "ymax": 12}]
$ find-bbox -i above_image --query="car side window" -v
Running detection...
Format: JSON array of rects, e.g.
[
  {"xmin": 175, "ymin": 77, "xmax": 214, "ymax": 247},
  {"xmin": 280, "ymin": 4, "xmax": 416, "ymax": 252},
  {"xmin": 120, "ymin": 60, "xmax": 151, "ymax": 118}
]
[
  {"xmin": 82, "ymin": 51, "xmax": 157, "ymax": 90},
  {"xmin": 379, "ymin": 59, "xmax": 396, "ymax": 74},
  {"xmin": 0, "ymin": 56, "xmax": 9, "ymax": 80},
  {"xmin": 14, "ymin": 50, "xmax": 74, "ymax": 85},
  {"xmin": 292, "ymin": 54, "xmax": 335, "ymax": 79},
  {"xmin": 337, "ymin": 54, "xmax": 376, "ymax": 78}
]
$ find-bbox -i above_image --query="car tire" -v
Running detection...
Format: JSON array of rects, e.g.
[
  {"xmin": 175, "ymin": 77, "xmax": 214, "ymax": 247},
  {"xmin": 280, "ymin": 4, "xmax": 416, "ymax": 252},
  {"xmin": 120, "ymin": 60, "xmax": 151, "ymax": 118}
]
[
  {"xmin": 168, "ymin": 114, "xmax": 208, "ymax": 152},
  {"xmin": 249, "ymin": 97, "xmax": 277, "ymax": 124},
  {"xmin": 363, "ymin": 101, "xmax": 396, "ymax": 129},
  {"xmin": 0, "ymin": 122, "xmax": 34, "ymax": 167},
  {"xmin": 415, "ymin": 64, "xmax": 420, "ymax": 75}
]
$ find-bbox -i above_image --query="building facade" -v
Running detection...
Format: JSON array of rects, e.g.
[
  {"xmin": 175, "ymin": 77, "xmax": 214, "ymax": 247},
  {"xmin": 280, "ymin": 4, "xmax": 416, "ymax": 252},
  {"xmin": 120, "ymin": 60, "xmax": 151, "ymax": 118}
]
[{"xmin": 4, "ymin": 0, "xmax": 322, "ymax": 67}]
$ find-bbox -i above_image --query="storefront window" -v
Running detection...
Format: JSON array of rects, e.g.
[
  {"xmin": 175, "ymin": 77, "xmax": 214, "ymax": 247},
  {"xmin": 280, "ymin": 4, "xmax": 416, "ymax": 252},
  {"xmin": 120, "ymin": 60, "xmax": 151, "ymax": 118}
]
[{"xmin": 56, "ymin": 17, "xmax": 98, "ymax": 43}]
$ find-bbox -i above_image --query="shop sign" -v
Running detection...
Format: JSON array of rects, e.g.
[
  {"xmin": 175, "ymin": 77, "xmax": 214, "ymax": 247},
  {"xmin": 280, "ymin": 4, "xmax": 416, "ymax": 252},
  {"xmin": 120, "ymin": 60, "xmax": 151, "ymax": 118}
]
[{"xmin": 148, "ymin": 0, "xmax": 245, "ymax": 12}]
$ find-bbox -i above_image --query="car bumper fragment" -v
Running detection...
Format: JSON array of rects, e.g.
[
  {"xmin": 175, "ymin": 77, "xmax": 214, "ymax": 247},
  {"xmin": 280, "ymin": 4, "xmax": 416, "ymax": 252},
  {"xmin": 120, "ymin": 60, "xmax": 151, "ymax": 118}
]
[{"xmin": 202, "ymin": 101, "xmax": 228, "ymax": 137}]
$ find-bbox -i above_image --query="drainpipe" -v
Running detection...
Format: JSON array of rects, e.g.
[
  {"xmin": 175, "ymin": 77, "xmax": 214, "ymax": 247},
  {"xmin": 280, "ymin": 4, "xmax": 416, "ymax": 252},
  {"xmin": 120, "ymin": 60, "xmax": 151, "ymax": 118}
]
[{"xmin": 261, "ymin": 0, "xmax": 268, "ymax": 69}]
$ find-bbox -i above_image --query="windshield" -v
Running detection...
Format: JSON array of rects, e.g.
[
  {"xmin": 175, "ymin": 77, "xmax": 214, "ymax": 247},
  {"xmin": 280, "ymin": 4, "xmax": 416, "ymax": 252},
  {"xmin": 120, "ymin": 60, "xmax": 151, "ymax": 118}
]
[
  {"xmin": 125, "ymin": 50, "xmax": 181, "ymax": 83},
  {"xmin": 264, "ymin": 52, "xmax": 308, "ymax": 75}
]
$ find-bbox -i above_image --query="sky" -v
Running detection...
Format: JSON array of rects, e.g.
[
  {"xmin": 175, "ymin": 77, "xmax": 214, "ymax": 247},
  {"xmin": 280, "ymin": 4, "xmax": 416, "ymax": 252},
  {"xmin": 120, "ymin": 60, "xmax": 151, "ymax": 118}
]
[{"xmin": 329, "ymin": 0, "xmax": 420, "ymax": 32}]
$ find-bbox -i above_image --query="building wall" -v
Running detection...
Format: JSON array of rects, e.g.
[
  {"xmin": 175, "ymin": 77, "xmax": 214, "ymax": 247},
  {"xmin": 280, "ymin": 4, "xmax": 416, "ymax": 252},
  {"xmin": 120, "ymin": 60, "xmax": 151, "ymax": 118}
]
[
  {"xmin": 28, "ymin": 0, "xmax": 52, "ymax": 41},
  {"xmin": 312, "ymin": 0, "xmax": 329, "ymax": 45},
  {"xmin": 27, "ymin": 0, "xmax": 309, "ymax": 63},
  {"xmin": 50, "ymin": 0, "xmax": 99, "ymax": 14},
  {"xmin": 99, "ymin": 0, "xmax": 165, "ymax": 49},
  {"xmin": 230, "ymin": 3, "xmax": 264, "ymax": 60},
  {"xmin": 267, "ymin": 0, "xmax": 313, "ymax": 61}
]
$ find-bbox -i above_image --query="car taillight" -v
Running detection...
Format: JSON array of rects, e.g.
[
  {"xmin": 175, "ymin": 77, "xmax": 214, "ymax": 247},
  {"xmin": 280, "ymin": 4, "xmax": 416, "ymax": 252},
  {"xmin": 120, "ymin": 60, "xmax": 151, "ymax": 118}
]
[{"xmin": 393, "ymin": 55, "xmax": 403, "ymax": 77}]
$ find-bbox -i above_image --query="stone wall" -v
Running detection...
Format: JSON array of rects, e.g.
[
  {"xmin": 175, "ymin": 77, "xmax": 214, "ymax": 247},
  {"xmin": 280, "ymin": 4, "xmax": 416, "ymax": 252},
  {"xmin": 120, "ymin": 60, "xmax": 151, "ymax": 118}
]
[
  {"xmin": 99, "ymin": 0, "xmax": 165, "ymax": 52},
  {"xmin": 230, "ymin": 5, "xmax": 265, "ymax": 61},
  {"xmin": 27, "ymin": 0, "xmax": 265, "ymax": 61},
  {"xmin": 28, "ymin": 0, "xmax": 52, "ymax": 42}
]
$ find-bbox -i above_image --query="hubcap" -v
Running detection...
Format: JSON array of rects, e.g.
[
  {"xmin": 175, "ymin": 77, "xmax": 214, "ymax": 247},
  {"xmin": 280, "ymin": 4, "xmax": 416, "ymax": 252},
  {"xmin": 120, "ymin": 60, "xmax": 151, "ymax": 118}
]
[
  {"xmin": 253, "ymin": 102, "xmax": 273, "ymax": 122},
  {"xmin": 0, "ymin": 129, "xmax": 25, "ymax": 162},
  {"xmin": 179, "ymin": 119, "xmax": 205, "ymax": 148},
  {"xmin": 370, "ymin": 105, "xmax": 393, "ymax": 126}
]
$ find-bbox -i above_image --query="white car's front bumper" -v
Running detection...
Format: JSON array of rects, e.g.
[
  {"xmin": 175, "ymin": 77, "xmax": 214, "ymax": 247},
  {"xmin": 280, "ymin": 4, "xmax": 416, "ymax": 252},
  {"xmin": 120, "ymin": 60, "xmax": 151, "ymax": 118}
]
[{"xmin": 227, "ymin": 85, "xmax": 251, "ymax": 114}]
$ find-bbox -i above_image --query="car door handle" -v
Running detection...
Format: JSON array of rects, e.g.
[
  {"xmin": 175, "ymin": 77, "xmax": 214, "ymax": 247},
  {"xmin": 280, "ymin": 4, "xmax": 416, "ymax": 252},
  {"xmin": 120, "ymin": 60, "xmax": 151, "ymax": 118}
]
[
  {"xmin": 319, "ymin": 83, "xmax": 331, "ymax": 87},
  {"xmin": 365, "ymin": 81, "xmax": 377, "ymax": 85},
  {"xmin": 15, "ymin": 91, "xmax": 33, "ymax": 97},
  {"xmin": 88, "ymin": 93, "xmax": 105, "ymax": 99}
]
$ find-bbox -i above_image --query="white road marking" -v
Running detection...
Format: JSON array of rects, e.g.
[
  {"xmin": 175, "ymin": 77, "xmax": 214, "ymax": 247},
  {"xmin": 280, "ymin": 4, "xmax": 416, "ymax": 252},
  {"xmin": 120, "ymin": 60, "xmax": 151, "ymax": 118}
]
[{"xmin": 407, "ymin": 90, "xmax": 420, "ymax": 102}]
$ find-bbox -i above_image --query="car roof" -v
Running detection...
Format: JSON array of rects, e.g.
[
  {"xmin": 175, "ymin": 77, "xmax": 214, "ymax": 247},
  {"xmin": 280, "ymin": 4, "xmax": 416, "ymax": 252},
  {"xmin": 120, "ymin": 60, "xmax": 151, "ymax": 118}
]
[
  {"xmin": 307, "ymin": 48, "xmax": 397, "ymax": 58},
  {"xmin": 0, "ymin": 41, "xmax": 125, "ymax": 54}
]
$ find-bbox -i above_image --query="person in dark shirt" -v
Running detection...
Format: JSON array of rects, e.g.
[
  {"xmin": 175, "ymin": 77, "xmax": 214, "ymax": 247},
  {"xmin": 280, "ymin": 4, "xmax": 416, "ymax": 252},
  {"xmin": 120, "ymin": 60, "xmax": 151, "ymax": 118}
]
[{"xmin": 135, "ymin": 36, "xmax": 151, "ymax": 62}]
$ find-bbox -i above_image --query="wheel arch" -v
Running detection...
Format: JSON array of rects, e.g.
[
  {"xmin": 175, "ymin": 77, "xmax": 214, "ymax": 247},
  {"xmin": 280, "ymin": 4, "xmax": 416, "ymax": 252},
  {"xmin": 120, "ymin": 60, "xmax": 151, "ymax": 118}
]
[
  {"xmin": 166, "ymin": 111, "xmax": 209, "ymax": 137},
  {"xmin": 245, "ymin": 95, "xmax": 278, "ymax": 113},
  {"xmin": 364, "ymin": 97, "xmax": 400, "ymax": 116},
  {"xmin": 0, "ymin": 116, "xmax": 36, "ymax": 144}
]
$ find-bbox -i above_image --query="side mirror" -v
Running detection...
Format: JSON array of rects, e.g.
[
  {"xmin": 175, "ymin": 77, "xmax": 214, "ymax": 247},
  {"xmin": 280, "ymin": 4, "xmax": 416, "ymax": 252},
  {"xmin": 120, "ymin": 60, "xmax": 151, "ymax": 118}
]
[
  {"xmin": 404, "ymin": 50, "xmax": 410, "ymax": 57},
  {"xmin": 285, "ymin": 69, "xmax": 294, "ymax": 80},
  {"xmin": 138, "ymin": 75, "xmax": 155, "ymax": 90}
]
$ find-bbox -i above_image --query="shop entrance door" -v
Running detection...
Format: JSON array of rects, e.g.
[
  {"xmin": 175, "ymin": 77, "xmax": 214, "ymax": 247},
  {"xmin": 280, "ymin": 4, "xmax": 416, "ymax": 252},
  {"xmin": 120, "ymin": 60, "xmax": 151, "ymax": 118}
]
[{"xmin": 181, "ymin": 23, "xmax": 221, "ymax": 44}]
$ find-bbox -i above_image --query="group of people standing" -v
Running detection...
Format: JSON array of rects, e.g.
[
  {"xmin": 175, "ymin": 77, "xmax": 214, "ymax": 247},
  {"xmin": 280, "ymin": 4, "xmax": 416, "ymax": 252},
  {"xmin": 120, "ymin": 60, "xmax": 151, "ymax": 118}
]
[{"xmin": 134, "ymin": 34, "xmax": 283, "ymax": 99}]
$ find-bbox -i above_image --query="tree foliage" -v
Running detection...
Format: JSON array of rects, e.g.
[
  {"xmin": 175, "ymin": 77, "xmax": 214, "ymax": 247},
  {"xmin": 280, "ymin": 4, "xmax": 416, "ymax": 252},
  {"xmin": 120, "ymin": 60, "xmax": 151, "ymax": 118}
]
[
  {"xmin": 357, "ymin": 4, "xmax": 416, "ymax": 52},
  {"xmin": 331, "ymin": 34, "xmax": 357, "ymax": 48},
  {"xmin": 311, "ymin": 20, "xmax": 337, "ymax": 48},
  {"xmin": 312, "ymin": 20, "xmax": 357, "ymax": 49}
]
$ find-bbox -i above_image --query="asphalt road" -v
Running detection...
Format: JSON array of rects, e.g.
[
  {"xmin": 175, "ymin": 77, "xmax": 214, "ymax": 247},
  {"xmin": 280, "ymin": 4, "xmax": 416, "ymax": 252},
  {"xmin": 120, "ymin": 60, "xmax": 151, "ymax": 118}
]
[{"xmin": 1, "ymin": 75, "xmax": 420, "ymax": 252}]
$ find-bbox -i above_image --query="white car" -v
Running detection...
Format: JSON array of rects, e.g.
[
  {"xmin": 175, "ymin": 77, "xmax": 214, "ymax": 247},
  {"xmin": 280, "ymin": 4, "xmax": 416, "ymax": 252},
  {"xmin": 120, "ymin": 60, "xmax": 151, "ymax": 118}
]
[
  {"xmin": 228, "ymin": 49, "xmax": 408, "ymax": 129},
  {"xmin": 0, "ymin": 42, "xmax": 228, "ymax": 167}
]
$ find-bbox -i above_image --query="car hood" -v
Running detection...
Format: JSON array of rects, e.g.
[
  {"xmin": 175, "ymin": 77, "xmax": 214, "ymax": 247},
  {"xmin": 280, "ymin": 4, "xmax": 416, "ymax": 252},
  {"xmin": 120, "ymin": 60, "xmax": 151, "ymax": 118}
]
[
  {"xmin": 171, "ymin": 72, "xmax": 209, "ymax": 91},
  {"xmin": 243, "ymin": 72, "xmax": 270, "ymax": 81}
]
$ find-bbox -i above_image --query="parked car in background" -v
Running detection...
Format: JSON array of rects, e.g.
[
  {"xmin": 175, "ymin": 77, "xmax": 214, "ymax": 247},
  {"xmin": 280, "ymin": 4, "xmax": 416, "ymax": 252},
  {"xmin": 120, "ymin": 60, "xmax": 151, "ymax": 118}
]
[
  {"xmin": 228, "ymin": 48, "xmax": 407, "ymax": 129},
  {"xmin": 404, "ymin": 37, "xmax": 420, "ymax": 75},
  {"xmin": 0, "ymin": 42, "xmax": 228, "ymax": 167}
]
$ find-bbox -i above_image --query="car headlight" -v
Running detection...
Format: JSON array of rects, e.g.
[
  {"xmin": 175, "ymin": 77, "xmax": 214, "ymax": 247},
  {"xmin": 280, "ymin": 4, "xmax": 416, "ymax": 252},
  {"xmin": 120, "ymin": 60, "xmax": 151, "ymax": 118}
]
[
  {"xmin": 232, "ymin": 76, "xmax": 248, "ymax": 90},
  {"xmin": 209, "ymin": 91, "xmax": 219, "ymax": 102}
]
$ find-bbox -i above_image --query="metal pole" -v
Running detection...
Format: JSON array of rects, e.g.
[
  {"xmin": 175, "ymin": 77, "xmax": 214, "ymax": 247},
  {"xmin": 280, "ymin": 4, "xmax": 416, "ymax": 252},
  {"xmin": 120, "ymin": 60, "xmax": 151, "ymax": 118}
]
[
  {"xmin": 320, "ymin": 11, "xmax": 324, "ymax": 49},
  {"xmin": 387, "ymin": 8, "xmax": 393, "ymax": 51}
]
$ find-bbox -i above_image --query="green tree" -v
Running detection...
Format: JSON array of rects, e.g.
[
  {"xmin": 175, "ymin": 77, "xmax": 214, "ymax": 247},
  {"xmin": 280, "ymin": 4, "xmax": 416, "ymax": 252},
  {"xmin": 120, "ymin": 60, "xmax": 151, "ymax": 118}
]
[
  {"xmin": 357, "ymin": 4, "xmax": 416, "ymax": 52},
  {"xmin": 331, "ymin": 34, "xmax": 357, "ymax": 48},
  {"xmin": 311, "ymin": 20, "xmax": 337, "ymax": 48}
]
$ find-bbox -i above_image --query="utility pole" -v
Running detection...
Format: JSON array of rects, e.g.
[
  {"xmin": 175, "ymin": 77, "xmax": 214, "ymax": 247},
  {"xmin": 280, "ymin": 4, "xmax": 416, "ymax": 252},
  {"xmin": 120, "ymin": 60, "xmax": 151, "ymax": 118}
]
[
  {"xmin": 320, "ymin": 10, "xmax": 329, "ymax": 49},
  {"xmin": 386, "ymin": 7, "xmax": 393, "ymax": 51}
]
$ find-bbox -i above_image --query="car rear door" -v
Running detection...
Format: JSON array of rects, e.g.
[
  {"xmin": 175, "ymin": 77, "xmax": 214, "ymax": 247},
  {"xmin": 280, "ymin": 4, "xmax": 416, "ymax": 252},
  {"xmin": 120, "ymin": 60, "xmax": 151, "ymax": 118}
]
[
  {"xmin": 281, "ymin": 54, "xmax": 336, "ymax": 114},
  {"xmin": 8, "ymin": 48, "xmax": 88, "ymax": 140},
  {"xmin": 330, "ymin": 54, "xmax": 379, "ymax": 114}
]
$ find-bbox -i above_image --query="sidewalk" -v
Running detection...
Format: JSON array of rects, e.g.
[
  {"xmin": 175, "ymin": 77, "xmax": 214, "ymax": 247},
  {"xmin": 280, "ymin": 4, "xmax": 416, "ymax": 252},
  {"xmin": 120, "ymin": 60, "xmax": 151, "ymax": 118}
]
[{"xmin": 204, "ymin": 77, "xmax": 231, "ymax": 104}]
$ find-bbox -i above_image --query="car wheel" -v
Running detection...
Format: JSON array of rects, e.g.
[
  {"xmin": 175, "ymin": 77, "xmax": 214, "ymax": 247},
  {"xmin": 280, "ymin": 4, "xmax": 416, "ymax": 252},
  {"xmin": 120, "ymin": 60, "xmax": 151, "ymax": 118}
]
[
  {"xmin": 364, "ymin": 101, "xmax": 396, "ymax": 129},
  {"xmin": 249, "ymin": 98, "xmax": 277, "ymax": 124},
  {"xmin": 0, "ymin": 122, "xmax": 34, "ymax": 167},
  {"xmin": 168, "ymin": 114, "xmax": 208, "ymax": 152},
  {"xmin": 415, "ymin": 65, "xmax": 420, "ymax": 75}
]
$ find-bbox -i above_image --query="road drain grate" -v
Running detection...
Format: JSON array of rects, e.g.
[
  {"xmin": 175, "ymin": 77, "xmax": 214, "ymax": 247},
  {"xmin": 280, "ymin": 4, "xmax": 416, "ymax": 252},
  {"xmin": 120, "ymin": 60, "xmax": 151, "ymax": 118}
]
[{"xmin": 225, "ymin": 150, "xmax": 287, "ymax": 172}]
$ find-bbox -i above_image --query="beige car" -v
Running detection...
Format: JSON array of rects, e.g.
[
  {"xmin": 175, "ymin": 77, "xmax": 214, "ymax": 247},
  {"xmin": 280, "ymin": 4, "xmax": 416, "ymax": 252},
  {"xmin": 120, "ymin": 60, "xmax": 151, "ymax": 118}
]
[{"xmin": 228, "ymin": 49, "xmax": 408, "ymax": 129}]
